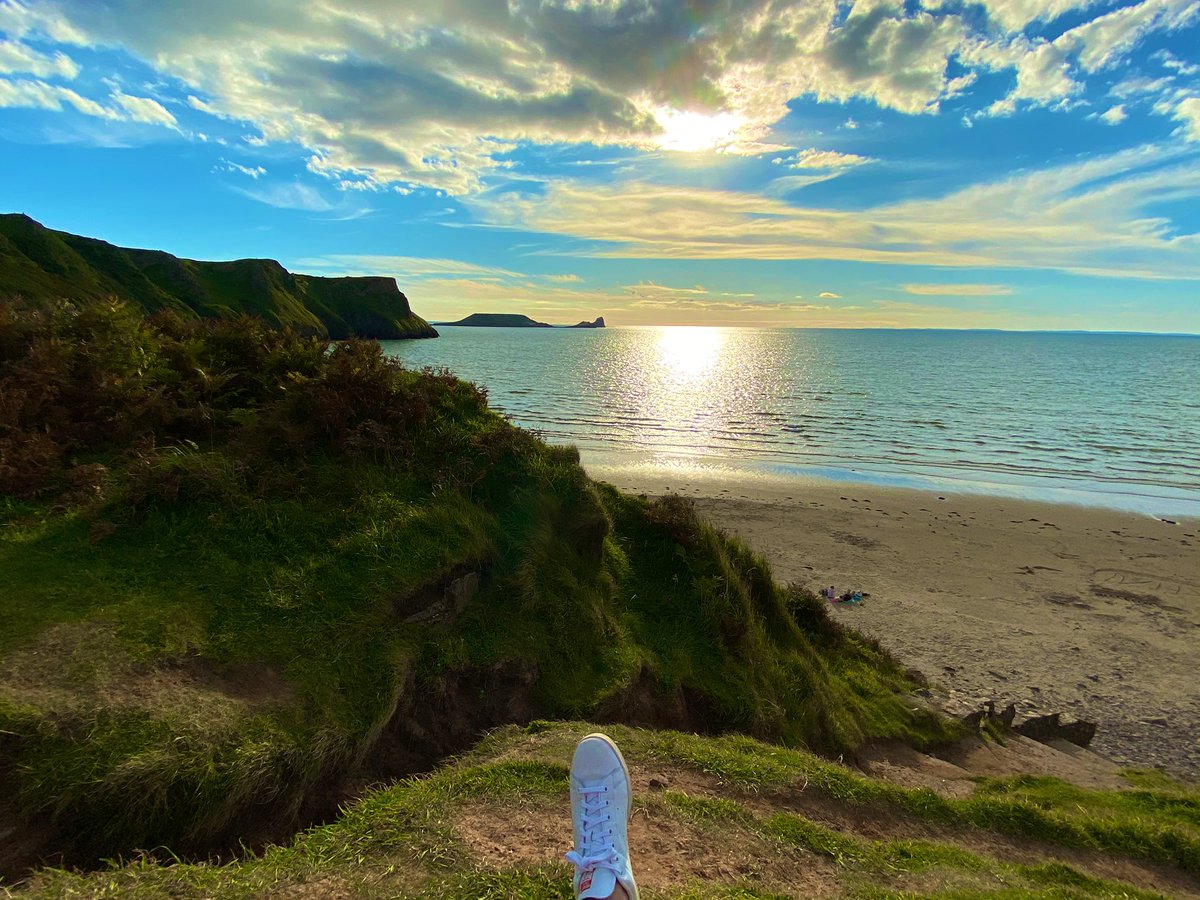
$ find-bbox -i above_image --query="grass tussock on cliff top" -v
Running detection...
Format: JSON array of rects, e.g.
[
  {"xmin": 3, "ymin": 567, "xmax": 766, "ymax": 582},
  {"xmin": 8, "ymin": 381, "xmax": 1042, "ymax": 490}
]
[{"xmin": 1, "ymin": 298, "xmax": 953, "ymax": 874}]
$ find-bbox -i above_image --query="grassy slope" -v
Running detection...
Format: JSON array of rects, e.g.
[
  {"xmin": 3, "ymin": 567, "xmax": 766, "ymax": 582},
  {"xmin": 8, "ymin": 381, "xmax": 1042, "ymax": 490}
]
[
  {"xmin": 12, "ymin": 722, "xmax": 1200, "ymax": 899},
  {"xmin": 0, "ymin": 214, "xmax": 436, "ymax": 339},
  {"xmin": 0, "ymin": 299, "xmax": 950, "ymax": 871}
]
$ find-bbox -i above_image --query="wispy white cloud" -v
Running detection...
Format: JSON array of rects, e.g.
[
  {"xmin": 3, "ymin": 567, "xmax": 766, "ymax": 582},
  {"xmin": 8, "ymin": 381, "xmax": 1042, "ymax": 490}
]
[
  {"xmin": 818, "ymin": 291, "xmax": 841, "ymax": 299},
  {"xmin": 233, "ymin": 181, "xmax": 335, "ymax": 212},
  {"xmin": 0, "ymin": 38, "xmax": 79, "ymax": 79},
  {"xmin": 218, "ymin": 159, "xmax": 266, "ymax": 178},
  {"xmin": 903, "ymin": 283, "xmax": 1013, "ymax": 296},
  {"xmin": 294, "ymin": 254, "xmax": 524, "ymax": 280},
  {"xmin": 112, "ymin": 90, "xmax": 176, "ymax": 127},
  {"xmin": 473, "ymin": 145, "xmax": 1200, "ymax": 279},
  {"xmin": 1156, "ymin": 48, "xmax": 1200, "ymax": 75},
  {"xmin": 0, "ymin": 77, "xmax": 120, "ymax": 119}
]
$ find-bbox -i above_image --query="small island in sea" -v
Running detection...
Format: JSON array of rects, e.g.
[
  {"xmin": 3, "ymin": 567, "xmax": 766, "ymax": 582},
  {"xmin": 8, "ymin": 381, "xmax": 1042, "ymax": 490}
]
[{"xmin": 439, "ymin": 312, "xmax": 605, "ymax": 328}]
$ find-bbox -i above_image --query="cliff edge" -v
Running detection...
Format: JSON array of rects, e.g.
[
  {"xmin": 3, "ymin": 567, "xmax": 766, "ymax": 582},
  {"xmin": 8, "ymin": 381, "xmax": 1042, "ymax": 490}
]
[{"xmin": 0, "ymin": 213, "xmax": 437, "ymax": 340}]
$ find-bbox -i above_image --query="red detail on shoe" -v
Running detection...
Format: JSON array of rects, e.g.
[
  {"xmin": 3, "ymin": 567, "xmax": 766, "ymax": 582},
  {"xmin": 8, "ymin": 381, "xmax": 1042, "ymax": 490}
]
[{"xmin": 580, "ymin": 870, "xmax": 594, "ymax": 892}]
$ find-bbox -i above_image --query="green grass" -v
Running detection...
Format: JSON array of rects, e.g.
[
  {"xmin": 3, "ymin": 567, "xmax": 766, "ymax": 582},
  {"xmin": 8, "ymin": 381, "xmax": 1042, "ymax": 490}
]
[
  {"xmin": 1, "ymin": 298, "xmax": 950, "ymax": 868},
  {"xmin": 10, "ymin": 722, "xmax": 1184, "ymax": 899},
  {"xmin": 484, "ymin": 723, "xmax": 1200, "ymax": 877}
]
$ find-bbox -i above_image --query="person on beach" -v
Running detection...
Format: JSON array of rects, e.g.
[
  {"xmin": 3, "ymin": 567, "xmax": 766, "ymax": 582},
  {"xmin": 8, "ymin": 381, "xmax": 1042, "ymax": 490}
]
[{"xmin": 567, "ymin": 733, "xmax": 639, "ymax": 899}]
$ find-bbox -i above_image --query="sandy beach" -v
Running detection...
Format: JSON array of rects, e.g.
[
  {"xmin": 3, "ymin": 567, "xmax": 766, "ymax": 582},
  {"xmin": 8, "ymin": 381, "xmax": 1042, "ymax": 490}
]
[{"xmin": 593, "ymin": 468, "xmax": 1200, "ymax": 780}]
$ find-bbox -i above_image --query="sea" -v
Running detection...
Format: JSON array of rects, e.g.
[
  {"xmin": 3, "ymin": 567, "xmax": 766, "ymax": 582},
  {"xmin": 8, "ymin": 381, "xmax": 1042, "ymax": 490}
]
[{"xmin": 382, "ymin": 327, "xmax": 1200, "ymax": 517}]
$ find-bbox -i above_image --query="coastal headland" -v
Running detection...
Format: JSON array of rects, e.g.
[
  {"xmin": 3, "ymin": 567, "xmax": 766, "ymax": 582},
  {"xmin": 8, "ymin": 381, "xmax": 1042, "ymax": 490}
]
[
  {"xmin": 596, "ymin": 468, "xmax": 1200, "ymax": 780},
  {"xmin": 0, "ymin": 214, "xmax": 437, "ymax": 340}
]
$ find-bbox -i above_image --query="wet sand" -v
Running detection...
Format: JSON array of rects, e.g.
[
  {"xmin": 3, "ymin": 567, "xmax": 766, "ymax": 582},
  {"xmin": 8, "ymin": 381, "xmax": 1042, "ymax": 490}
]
[{"xmin": 595, "ymin": 470, "xmax": 1200, "ymax": 780}]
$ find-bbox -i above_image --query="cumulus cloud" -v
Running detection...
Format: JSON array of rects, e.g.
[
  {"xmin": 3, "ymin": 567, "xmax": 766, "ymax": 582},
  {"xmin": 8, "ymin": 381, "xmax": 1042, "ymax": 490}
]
[
  {"xmin": 966, "ymin": 0, "xmax": 1098, "ymax": 31},
  {"xmin": 1099, "ymin": 104, "xmax": 1128, "ymax": 125},
  {"xmin": 818, "ymin": 291, "xmax": 841, "ymax": 298},
  {"xmin": 975, "ymin": 0, "xmax": 1199, "ymax": 117},
  {"xmin": 472, "ymin": 145, "xmax": 1200, "ymax": 279},
  {"xmin": 775, "ymin": 148, "xmax": 873, "ymax": 169},
  {"xmin": 13, "ymin": 0, "xmax": 1047, "ymax": 193},
  {"xmin": 1174, "ymin": 97, "xmax": 1200, "ymax": 140},
  {"xmin": 8, "ymin": 0, "xmax": 1196, "ymax": 198}
]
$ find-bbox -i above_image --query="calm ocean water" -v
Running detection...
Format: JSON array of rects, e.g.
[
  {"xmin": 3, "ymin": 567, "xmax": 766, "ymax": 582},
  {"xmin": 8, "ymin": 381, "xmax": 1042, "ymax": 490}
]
[{"xmin": 382, "ymin": 327, "xmax": 1200, "ymax": 516}]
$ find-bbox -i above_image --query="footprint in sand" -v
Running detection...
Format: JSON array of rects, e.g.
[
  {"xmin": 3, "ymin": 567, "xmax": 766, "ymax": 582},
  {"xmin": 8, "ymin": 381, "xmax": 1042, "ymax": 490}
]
[
  {"xmin": 1092, "ymin": 568, "xmax": 1189, "ymax": 598},
  {"xmin": 832, "ymin": 531, "xmax": 884, "ymax": 550}
]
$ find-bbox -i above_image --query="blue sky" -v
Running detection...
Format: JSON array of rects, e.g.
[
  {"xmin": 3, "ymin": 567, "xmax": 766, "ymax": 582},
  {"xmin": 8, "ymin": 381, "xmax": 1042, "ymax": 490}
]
[{"xmin": 1, "ymin": 0, "xmax": 1198, "ymax": 331}]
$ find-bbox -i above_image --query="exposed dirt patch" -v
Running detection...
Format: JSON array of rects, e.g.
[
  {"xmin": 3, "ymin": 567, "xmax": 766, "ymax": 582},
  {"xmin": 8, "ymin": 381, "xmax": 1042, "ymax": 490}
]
[
  {"xmin": 269, "ymin": 875, "xmax": 356, "ymax": 899},
  {"xmin": 453, "ymin": 799, "xmax": 842, "ymax": 898},
  {"xmin": 594, "ymin": 664, "xmax": 725, "ymax": 736},
  {"xmin": 856, "ymin": 741, "xmax": 976, "ymax": 798},
  {"xmin": 932, "ymin": 734, "xmax": 1127, "ymax": 791}
]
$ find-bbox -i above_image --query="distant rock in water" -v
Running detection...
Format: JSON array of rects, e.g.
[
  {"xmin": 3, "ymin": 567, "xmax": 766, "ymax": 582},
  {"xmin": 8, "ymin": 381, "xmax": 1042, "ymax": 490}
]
[
  {"xmin": 0, "ymin": 213, "xmax": 438, "ymax": 340},
  {"xmin": 442, "ymin": 312, "xmax": 553, "ymax": 328},
  {"xmin": 440, "ymin": 312, "xmax": 606, "ymax": 328}
]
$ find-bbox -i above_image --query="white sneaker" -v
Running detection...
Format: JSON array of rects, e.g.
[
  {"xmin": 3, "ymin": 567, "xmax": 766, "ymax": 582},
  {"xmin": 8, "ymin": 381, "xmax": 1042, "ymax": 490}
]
[{"xmin": 566, "ymin": 733, "xmax": 639, "ymax": 900}]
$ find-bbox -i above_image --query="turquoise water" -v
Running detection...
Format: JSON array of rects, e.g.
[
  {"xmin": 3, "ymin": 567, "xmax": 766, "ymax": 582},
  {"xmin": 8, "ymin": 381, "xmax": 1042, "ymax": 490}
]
[{"xmin": 383, "ymin": 327, "xmax": 1200, "ymax": 516}]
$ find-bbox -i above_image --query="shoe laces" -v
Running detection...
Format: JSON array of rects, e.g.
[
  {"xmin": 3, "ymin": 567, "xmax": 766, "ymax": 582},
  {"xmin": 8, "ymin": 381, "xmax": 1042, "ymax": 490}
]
[{"xmin": 566, "ymin": 782, "xmax": 623, "ymax": 876}]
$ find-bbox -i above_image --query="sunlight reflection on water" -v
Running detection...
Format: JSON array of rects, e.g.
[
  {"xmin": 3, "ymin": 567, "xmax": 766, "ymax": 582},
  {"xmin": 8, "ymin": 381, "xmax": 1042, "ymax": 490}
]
[{"xmin": 384, "ymin": 326, "xmax": 1200, "ymax": 515}]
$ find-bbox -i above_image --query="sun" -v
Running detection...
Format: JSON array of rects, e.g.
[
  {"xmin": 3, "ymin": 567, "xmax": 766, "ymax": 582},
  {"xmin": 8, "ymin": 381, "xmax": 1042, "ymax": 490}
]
[{"xmin": 655, "ymin": 108, "xmax": 742, "ymax": 153}]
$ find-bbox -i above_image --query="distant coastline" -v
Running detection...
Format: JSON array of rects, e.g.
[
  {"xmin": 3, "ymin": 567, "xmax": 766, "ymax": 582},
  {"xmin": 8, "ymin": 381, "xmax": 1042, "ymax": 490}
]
[{"xmin": 436, "ymin": 312, "xmax": 605, "ymax": 329}]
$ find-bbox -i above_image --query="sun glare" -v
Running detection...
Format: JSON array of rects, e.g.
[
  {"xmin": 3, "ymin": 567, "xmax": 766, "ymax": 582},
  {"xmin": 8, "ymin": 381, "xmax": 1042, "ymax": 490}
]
[
  {"xmin": 656, "ymin": 326, "xmax": 725, "ymax": 380},
  {"xmin": 655, "ymin": 108, "xmax": 742, "ymax": 153}
]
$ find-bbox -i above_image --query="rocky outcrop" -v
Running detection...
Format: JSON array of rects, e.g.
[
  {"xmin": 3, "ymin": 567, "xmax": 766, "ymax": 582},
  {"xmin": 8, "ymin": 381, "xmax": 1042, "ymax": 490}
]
[
  {"xmin": 0, "ymin": 213, "xmax": 437, "ymax": 340},
  {"xmin": 1014, "ymin": 713, "xmax": 1098, "ymax": 748},
  {"xmin": 570, "ymin": 316, "xmax": 605, "ymax": 328},
  {"xmin": 957, "ymin": 700, "xmax": 1097, "ymax": 748}
]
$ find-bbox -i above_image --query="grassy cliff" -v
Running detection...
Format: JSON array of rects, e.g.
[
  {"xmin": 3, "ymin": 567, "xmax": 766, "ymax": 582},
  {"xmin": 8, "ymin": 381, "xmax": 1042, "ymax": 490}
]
[
  {"xmin": 0, "ymin": 298, "xmax": 953, "ymax": 879},
  {"xmin": 0, "ymin": 214, "xmax": 437, "ymax": 340}
]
